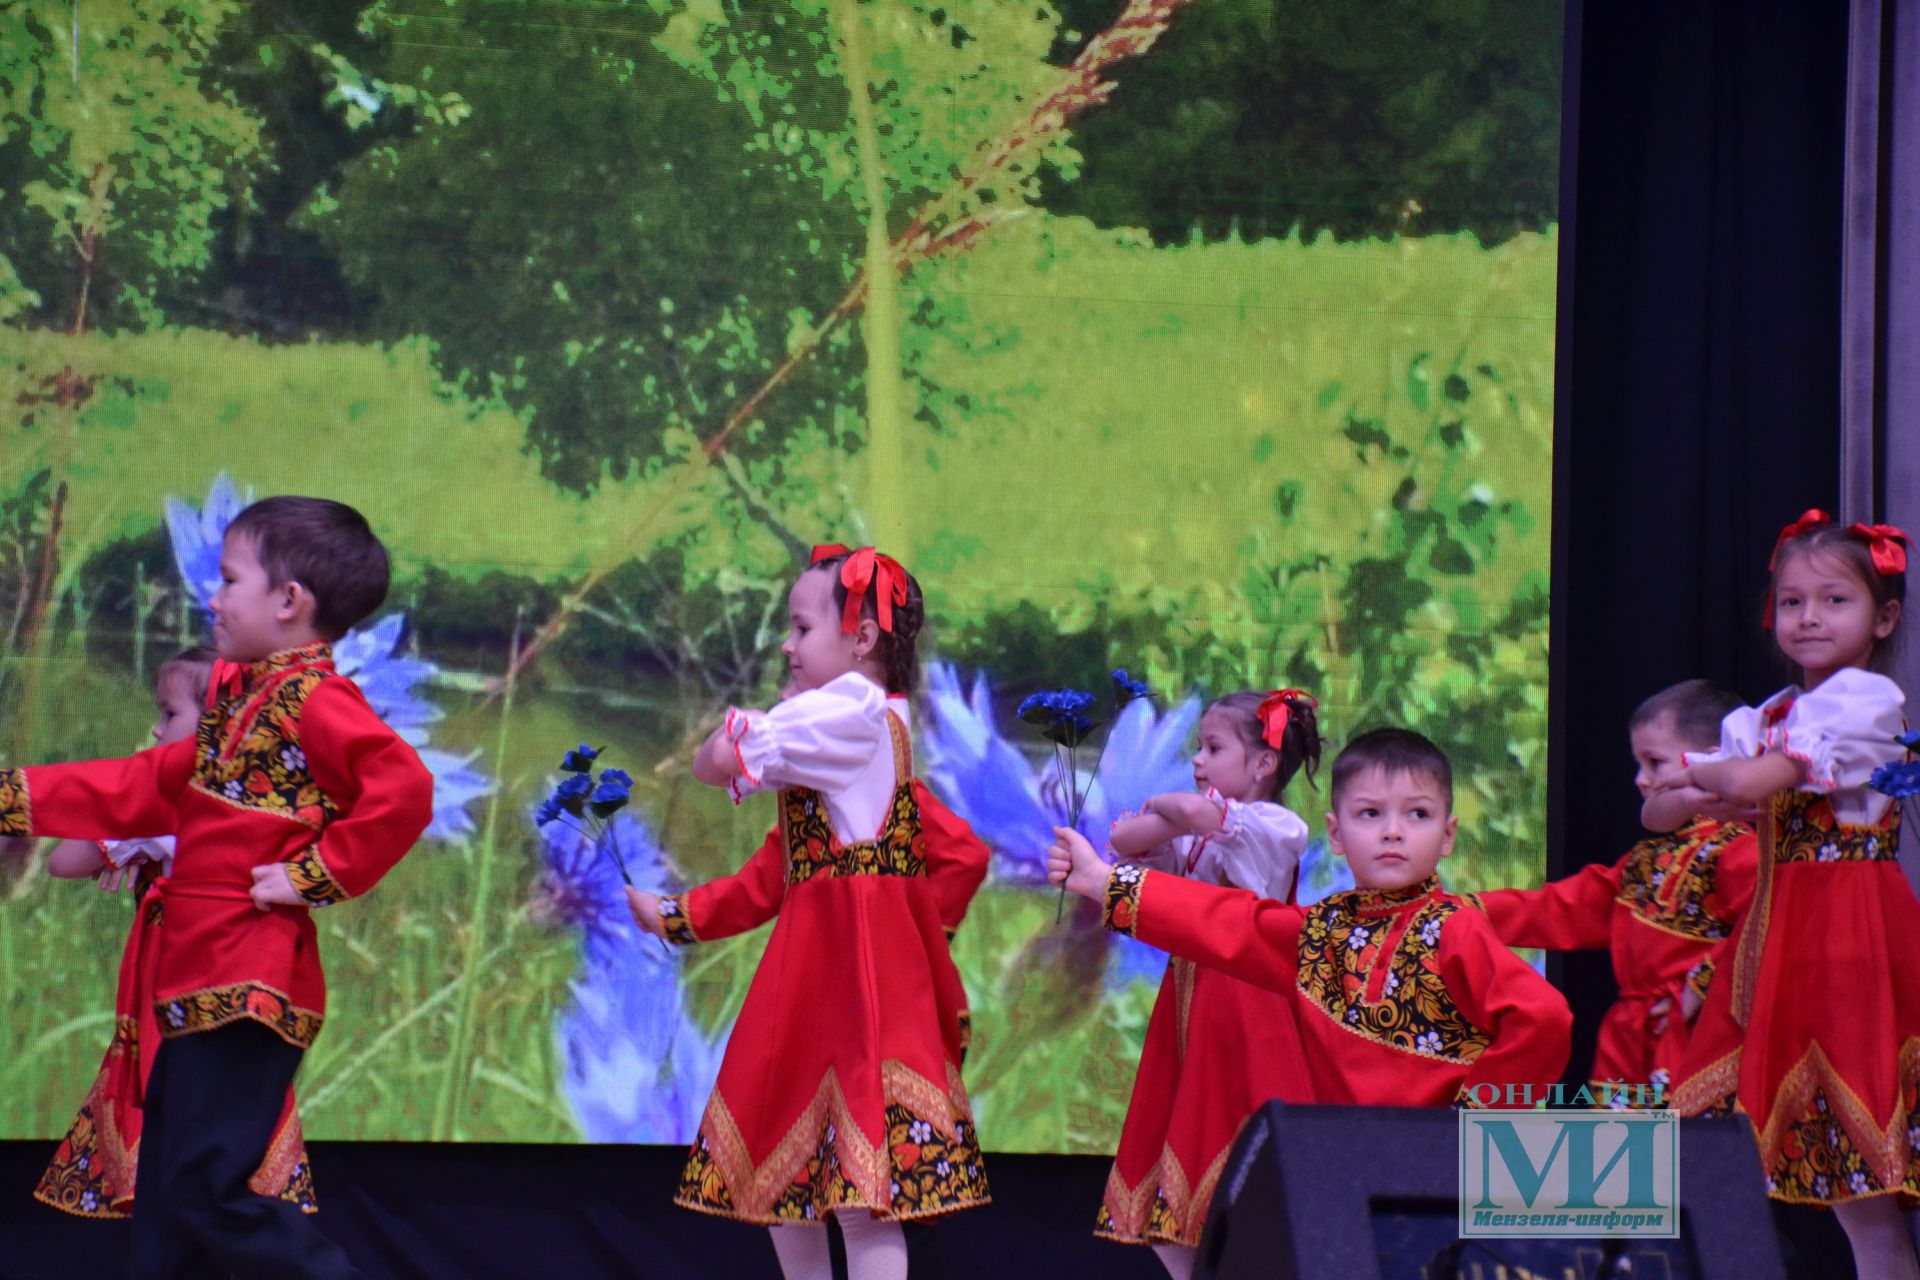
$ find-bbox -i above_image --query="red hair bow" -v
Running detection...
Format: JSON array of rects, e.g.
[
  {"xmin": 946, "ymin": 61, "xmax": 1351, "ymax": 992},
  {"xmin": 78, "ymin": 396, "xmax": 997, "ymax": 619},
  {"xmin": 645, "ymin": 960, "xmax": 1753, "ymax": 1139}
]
[
  {"xmin": 1256, "ymin": 688, "xmax": 1317, "ymax": 750},
  {"xmin": 1768, "ymin": 509, "xmax": 1830, "ymax": 570},
  {"xmin": 1846, "ymin": 523, "xmax": 1910, "ymax": 576},
  {"xmin": 810, "ymin": 544, "xmax": 908, "ymax": 635}
]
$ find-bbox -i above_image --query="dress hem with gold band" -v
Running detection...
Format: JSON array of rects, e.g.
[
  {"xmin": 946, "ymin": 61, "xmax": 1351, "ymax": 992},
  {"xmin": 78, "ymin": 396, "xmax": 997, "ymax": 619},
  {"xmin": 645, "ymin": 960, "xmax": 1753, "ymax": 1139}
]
[
  {"xmin": 31, "ymin": 860, "xmax": 314, "ymax": 1220},
  {"xmin": 1096, "ymin": 795, "xmax": 1312, "ymax": 1247},
  {"xmin": 664, "ymin": 675, "xmax": 991, "ymax": 1225},
  {"xmin": 1474, "ymin": 817, "xmax": 1756, "ymax": 1105},
  {"xmin": 1102, "ymin": 869, "xmax": 1572, "ymax": 1109},
  {"xmin": 1671, "ymin": 669, "xmax": 1920, "ymax": 1207}
]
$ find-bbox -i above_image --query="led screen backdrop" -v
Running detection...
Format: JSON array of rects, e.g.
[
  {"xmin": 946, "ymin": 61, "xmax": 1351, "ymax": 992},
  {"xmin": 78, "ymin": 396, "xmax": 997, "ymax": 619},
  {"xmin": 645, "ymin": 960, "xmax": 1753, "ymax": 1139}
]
[{"xmin": 0, "ymin": 0, "xmax": 1561, "ymax": 1149}]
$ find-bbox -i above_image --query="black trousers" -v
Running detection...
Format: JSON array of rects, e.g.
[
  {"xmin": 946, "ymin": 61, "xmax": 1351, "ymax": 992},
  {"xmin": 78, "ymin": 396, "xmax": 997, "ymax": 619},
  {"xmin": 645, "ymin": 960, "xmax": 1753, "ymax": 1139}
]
[{"xmin": 133, "ymin": 1022, "xmax": 362, "ymax": 1280}]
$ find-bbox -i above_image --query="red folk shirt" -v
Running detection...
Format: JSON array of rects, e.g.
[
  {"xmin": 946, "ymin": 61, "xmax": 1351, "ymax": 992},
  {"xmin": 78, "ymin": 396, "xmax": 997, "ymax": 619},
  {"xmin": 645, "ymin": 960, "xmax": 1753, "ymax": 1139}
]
[
  {"xmin": 0, "ymin": 642, "xmax": 433, "ymax": 1049},
  {"xmin": 1473, "ymin": 819, "xmax": 1756, "ymax": 1088},
  {"xmin": 1101, "ymin": 866, "xmax": 1572, "ymax": 1107}
]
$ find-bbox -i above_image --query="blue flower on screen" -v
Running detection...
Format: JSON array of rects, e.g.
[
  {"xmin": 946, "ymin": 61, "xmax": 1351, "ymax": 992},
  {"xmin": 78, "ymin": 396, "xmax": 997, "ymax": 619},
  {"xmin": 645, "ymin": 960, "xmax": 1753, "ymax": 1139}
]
[
  {"xmin": 923, "ymin": 663, "xmax": 1198, "ymax": 884},
  {"xmin": 164, "ymin": 473, "xmax": 495, "ymax": 843},
  {"xmin": 561, "ymin": 743, "xmax": 601, "ymax": 773},
  {"xmin": 532, "ymin": 807, "xmax": 725, "ymax": 1143},
  {"xmin": 921, "ymin": 663, "xmax": 1202, "ymax": 988}
]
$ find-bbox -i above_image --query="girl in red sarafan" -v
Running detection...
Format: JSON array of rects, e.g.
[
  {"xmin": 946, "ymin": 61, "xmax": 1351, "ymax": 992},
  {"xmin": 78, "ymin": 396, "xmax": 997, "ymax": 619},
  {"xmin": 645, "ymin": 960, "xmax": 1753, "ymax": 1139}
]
[
  {"xmin": 1663, "ymin": 512, "xmax": 1920, "ymax": 1280},
  {"xmin": 1094, "ymin": 689, "xmax": 1320, "ymax": 1280},
  {"xmin": 626, "ymin": 545, "xmax": 990, "ymax": 1280},
  {"xmin": 26, "ymin": 646, "xmax": 313, "ymax": 1222}
]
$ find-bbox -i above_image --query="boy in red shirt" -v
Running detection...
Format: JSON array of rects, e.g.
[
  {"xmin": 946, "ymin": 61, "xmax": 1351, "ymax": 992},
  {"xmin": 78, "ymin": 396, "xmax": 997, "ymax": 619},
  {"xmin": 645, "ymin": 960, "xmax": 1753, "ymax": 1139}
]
[
  {"xmin": 1049, "ymin": 728, "xmax": 1571, "ymax": 1108},
  {"xmin": 1473, "ymin": 679, "xmax": 1756, "ymax": 1104},
  {"xmin": 0, "ymin": 496, "xmax": 433, "ymax": 1279}
]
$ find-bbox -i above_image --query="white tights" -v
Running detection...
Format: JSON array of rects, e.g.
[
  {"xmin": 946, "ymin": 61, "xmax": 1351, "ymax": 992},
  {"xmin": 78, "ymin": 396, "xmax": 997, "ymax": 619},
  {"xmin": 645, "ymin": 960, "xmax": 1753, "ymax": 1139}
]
[
  {"xmin": 1834, "ymin": 1197, "xmax": 1920, "ymax": 1280},
  {"xmin": 1151, "ymin": 1242, "xmax": 1196, "ymax": 1280},
  {"xmin": 768, "ymin": 1215, "xmax": 908, "ymax": 1280}
]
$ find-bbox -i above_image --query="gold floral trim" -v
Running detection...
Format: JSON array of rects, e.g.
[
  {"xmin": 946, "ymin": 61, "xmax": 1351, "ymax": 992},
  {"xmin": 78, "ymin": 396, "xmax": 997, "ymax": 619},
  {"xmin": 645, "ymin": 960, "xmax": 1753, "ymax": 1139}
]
[
  {"xmin": 33, "ymin": 1067, "xmax": 135, "ymax": 1219},
  {"xmin": 781, "ymin": 783, "xmax": 925, "ymax": 885},
  {"xmin": 156, "ymin": 982, "xmax": 325, "ymax": 1049},
  {"xmin": 1103, "ymin": 864, "xmax": 1146, "ymax": 936},
  {"xmin": 1752, "ymin": 1037, "xmax": 1920, "ymax": 1195},
  {"xmin": 248, "ymin": 1109, "xmax": 317, "ymax": 1213},
  {"xmin": 1296, "ymin": 891, "xmax": 1490, "ymax": 1064},
  {"xmin": 659, "ymin": 895, "xmax": 697, "ymax": 946},
  {"xmin": 674, "ymin": 1060, "xmax": 986, "ymax": 1224},
  {"xmin": 286, "ymin": 847, "xmax": 347, "ymax": 906},
  {"xmin": 1095, "ymin": 1127, "xmax": 1240, "ymax": 1247},
  {"xmin": 1671, "ymin": 1046, "xmax": 1742, "ymax": 1117},
  {"xmin": 191, "ymin": 663, "xmax": 338, "ymax": 829},
  {"xmin": 0, "ymin": 767, "xmax": 28, "ymax": 837}
]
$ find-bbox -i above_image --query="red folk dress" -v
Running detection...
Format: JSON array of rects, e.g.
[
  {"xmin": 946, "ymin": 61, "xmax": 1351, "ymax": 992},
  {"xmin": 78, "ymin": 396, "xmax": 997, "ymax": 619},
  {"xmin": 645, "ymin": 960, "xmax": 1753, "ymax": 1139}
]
[
  {"xmin": 1101, "ymin": 868, "xmax": 1572, "ymax": 1108},
  {"xmin": 1096, "ymin": 794, "xmax": 1312, "ymax": 1247},
  {"xmin": 660, "ymin": 674, "xmax": 992, "ymax": 1224},
  {"xmin": 0, "ymin": 643, "xmax": 432, "ymax": 1212},
  {"xmin": 1475, "ymin": 818, "xmax": 1756, "ymax": 1101},
  {"xmin": 1671, "ymin": 669, "xmax": 1920, "ymax": 1206}
]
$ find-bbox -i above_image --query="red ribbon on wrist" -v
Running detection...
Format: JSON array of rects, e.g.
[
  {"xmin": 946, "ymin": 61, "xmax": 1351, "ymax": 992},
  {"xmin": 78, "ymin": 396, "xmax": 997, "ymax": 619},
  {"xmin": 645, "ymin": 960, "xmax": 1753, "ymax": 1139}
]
[
  {"xmin": 1255, "ymin": 688, "xmax": 1317, "ymax": 749},
  {"xmin": 810, "ymin": 543, "xmax": 909, "ymax": 634}
]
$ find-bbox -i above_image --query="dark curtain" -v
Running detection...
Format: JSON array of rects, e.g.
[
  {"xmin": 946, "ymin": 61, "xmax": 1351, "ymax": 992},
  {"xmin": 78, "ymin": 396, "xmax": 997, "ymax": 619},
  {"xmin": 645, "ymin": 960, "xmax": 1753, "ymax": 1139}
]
[{"xmin": 1550, "ymin": 0, "xmax": 1846, "ymax": 1061}]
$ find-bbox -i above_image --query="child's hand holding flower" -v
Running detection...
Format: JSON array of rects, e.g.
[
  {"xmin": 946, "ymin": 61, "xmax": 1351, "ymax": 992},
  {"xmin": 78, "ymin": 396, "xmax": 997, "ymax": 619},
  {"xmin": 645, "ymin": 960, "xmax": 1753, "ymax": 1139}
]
[
  {"xmin": 626, "ymin": 887, "xmax": 667, "ymax": 938},
  {"xmin": 1048, "ymin": 827, "xmax": 1111, "ymax": 903}
]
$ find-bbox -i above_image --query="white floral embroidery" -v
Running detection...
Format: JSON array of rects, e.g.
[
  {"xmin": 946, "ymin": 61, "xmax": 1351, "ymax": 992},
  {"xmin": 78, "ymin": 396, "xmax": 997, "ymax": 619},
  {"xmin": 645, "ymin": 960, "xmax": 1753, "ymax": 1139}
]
[
  {"xmin": 1347, "ymin": 926, "xmax": 1371, "ymax": 951},
  {"xmin": 1420, "ymin": 918, "xmax": 1443, "ymax": 946},
  {"xmin": 1416, "ymin": 1030, "xmax": 1442, "ymax": 1055}
]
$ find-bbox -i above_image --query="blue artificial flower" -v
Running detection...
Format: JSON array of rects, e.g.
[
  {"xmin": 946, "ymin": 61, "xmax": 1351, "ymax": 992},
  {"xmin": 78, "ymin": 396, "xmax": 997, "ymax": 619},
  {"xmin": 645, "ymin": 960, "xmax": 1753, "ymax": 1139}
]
[
  {"xmin": 413, "ymin": 748, "xmax": 494, "ymax": 842},
  {"xmin": 1016, "ymin": 688, "xmax": 1099, "ymax": 746},
  {"xmin": 1897, "ymin": 729, "xmax": 1920, "ymax": 752},
  {"xmin": 1870, "ymin": 760, "xmax": 1920, "ymax": 801},
  {"xmin": 1111, "ymin": 668, "xmax": 1152, "ymax": 705},
  {"xmin": 561, "ymin": 743, "xmax": 601, "ymax": 773},
  {"xmin": 554, "ymin": 773, "xmax": 594, "ymax": 816},
  {"xmin": 164, "ymin": 474, "xmax": 494, "ymax": 843},
  {"xmin": 590, "ymin": 769, "xmax": 634, "ymax": 817}
]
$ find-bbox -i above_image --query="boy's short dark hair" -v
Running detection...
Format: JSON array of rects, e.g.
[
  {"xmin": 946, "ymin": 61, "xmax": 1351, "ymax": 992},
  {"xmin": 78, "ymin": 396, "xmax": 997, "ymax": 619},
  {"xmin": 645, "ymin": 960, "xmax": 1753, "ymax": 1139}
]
[
  {"xmin": 1329, "ymin": 728, "xmax": 1454, "ymax": 810},
  {"xmin": 227, "ymin": 497, "xmax": 390, "ymax": 639},
  {"xmin": 1628, "ymin": 679, "xmax": 1741, "ymax": 750}
]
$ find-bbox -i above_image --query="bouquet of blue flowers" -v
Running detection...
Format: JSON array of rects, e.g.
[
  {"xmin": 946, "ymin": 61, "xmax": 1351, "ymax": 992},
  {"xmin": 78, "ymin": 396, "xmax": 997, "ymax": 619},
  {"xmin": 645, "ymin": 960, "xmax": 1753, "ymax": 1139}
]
[
  {"xmin": 1019, "ymin": 668, "xmax": 1153, "ymax": 921},
  {"xmin": 534, "ymin": 743, "xmax": 636, "ymax": 886}
]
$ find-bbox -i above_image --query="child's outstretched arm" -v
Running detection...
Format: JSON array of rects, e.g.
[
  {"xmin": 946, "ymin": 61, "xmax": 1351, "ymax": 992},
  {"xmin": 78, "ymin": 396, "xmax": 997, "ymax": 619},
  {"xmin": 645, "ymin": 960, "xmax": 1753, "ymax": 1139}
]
[
  {"xmin": 1475, "ymin": 858, "xmax": 1620, "ymax": 951},
  {"xmin": 1049, "ymin": 827, "xmax": 1306, "ymax": 993},
  {"xmin": 0, "ymin": 741, "xmax": 195, "ymax": 842},
  {"xmin": 1640, "ymin": 783, "xmax": 1749, "ymax": 833},
  {"xmin": 628, "ymin": 826, "xmax": 788, "ymax": 945}
]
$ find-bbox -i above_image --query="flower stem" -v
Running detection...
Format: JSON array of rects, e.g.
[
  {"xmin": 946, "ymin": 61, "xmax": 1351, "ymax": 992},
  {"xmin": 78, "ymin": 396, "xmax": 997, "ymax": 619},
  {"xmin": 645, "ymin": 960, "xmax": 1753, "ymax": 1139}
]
[{"xmin": 1054, "ymin": 740, "xmax": 1081, "ymax": 924}]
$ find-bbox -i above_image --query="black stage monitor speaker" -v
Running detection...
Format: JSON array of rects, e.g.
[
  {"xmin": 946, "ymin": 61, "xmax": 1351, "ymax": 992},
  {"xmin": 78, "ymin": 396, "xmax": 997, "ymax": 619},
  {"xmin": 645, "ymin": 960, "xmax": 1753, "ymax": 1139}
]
[{"xmin": 1194, "ymin": 1104, "xmax": 1784, "ymax": 1280}]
